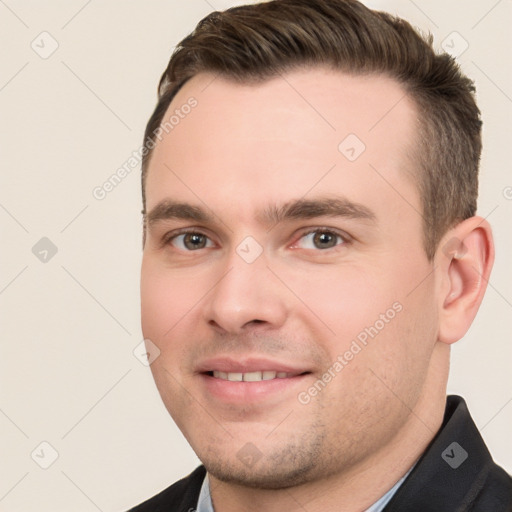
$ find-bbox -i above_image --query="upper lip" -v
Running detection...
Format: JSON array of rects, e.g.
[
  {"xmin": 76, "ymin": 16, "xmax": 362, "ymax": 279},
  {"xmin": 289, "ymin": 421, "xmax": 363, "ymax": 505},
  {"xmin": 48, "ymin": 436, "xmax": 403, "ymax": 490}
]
[{"xmin": 196, "ymin": 356, "xmax": 311, "ymax": 375}]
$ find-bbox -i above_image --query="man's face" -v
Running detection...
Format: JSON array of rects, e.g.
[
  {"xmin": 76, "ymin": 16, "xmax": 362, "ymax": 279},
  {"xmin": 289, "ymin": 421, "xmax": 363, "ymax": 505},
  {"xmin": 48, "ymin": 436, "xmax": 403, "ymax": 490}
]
[{"xmin": 141, "ymin": 69, "xmax": 440, "ymax": 488}]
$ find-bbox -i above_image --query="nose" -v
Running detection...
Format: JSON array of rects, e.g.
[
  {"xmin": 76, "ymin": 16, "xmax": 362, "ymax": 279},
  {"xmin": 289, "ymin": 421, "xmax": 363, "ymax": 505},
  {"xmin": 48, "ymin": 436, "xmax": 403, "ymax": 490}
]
[{"xmin": 203, "ymin": 248, "xmax": 288, "ymax": 334}]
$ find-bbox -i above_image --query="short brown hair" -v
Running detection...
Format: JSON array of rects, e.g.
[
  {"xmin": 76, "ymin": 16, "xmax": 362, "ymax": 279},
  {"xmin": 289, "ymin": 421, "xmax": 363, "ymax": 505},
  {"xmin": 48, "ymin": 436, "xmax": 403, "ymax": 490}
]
[{"xmin": 141, "ymin": 0, "xmax": 482, "ymax": 259}]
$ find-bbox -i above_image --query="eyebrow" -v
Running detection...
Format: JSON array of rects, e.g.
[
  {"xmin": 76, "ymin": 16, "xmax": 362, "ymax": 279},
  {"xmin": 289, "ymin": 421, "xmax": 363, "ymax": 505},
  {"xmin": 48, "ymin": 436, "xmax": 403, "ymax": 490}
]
[
  {"xmin": 259, "ymin": 197, "xmax": 376, "ymax": 226},
  {"xmin": 146, "ymin": 201, "xmax": 213, "ymax": 226},
  {"xmin": 145, "ymin": 197, "xmax": 376, "ymax": 228}
]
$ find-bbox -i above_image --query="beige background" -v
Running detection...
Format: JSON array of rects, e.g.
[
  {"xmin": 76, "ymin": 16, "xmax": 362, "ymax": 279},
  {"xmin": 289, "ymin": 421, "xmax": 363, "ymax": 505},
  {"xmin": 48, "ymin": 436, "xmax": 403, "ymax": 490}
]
[{"xmin": 0, "ymin": 1, "xmax": 511, "ymax": 510}]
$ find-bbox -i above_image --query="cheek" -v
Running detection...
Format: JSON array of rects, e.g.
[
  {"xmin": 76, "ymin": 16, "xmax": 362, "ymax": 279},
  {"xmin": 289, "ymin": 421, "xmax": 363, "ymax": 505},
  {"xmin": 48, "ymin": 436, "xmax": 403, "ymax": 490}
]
[
  {"xmin": 140, "ymin": 259, "xmax": 202, "ymax": 416},
  {"xmin": 140, "ymin": 257, "xmax": 224, "ymax": 380},
  {"xmin": 140, "ymin": 261, "xmax": 169, "ymax": 339},
  {"xmin": 282, "ymin": 263, "xmax": 400, "ymax": 342},
  {"xmin": 344, "ymin": 272, "xmax": 439, "ymax": 403},
  {"xmin": 140, "ymin": 258, "xmax": 201, "ymax": 341},
  {"xmin": 285, "ymin": 257, "xmax": 437, "ymax": 377}
]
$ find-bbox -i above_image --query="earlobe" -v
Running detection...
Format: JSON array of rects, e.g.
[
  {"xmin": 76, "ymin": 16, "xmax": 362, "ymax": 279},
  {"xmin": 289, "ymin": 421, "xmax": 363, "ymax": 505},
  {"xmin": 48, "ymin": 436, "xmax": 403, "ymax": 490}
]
[{"xmin": 437, "ymin": 217, "xmax": 494, "ymax": 345}]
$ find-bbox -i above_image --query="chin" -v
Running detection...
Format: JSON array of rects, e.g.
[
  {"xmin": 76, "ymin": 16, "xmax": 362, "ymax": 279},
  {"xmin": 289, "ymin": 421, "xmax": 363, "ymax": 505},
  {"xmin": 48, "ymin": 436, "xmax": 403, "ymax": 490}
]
[
  {"xmin": 204, "ymin": 459, "xmax": 318, "ymax": 490},
  {"xmin": 197, "ymin": 431, "xmax": 331, "ymax": 490}
]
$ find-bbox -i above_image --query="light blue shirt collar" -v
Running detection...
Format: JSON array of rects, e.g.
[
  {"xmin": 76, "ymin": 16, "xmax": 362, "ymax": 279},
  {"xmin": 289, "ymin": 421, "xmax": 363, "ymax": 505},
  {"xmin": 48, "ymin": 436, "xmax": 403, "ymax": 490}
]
[
  {"xmin": 197, "ymin": 473, "xmax": 213, "ymax": 512},
  {"xmin": 197, "ymin": 467, "xmax": 412, "ymax": 512}
]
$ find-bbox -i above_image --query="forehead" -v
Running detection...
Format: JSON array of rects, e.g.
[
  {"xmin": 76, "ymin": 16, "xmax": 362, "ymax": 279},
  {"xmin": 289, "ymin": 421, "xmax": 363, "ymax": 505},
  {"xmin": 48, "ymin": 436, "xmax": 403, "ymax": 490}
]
[{"xmin": 145, "ymin": 68, "xmax": 420, "ymax": 225}]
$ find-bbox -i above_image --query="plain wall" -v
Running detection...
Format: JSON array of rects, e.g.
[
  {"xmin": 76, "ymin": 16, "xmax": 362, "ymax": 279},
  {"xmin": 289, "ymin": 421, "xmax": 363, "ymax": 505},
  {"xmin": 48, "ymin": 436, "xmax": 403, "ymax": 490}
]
[{"xmin": 1, "ymin": 1, "xmax": 511, "ymax": 510}]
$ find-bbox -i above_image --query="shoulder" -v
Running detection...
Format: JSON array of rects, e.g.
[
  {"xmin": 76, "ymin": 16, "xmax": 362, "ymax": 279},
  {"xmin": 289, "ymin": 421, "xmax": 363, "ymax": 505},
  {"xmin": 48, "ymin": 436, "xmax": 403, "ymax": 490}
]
[
  {"xmin": 444, "ymin": 396, "xmax": 512, "ymax": 510},
  {"xmin": 471, "ymin": 462, "xmax": 512, "ymax": 511},
  {"xmin": 127, "ymin": 465, "xmax": 206, "ymax": 512},
  {"xmin": 385, "ymin": 396, "xmax": 512, "ymax": 511}
]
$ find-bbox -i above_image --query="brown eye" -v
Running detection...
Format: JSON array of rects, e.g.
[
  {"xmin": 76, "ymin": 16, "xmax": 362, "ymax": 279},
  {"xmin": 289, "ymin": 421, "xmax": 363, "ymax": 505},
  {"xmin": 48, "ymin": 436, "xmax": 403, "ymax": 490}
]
[
  {"xmin": 171, "ymin": 232, "xmax": 213, "ymax": 251},
  {"xmin": 296, "ymin": 230, "xmax": 345, "ymax": 250},
  {"xmin": 313, "ymin": 231, "xmax": 338, "ymax": 249}
]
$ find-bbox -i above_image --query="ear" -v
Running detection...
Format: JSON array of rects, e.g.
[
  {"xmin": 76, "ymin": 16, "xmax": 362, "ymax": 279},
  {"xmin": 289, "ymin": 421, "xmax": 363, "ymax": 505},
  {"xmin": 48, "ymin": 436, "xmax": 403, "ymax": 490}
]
[{"xmin": 435, "ymin": 217, "xmax": 495, "ymax": 345}]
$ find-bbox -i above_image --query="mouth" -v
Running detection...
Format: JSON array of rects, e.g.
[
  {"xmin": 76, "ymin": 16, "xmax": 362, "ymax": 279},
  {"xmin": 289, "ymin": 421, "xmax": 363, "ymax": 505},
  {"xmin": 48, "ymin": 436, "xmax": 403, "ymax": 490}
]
[
  {"xmin": 196, "ymin": 357, "xmax": 312, "ymax": 404},
  {"xmin": 207, "ymin": 370, "xmax": 307, "ymax": 382}
]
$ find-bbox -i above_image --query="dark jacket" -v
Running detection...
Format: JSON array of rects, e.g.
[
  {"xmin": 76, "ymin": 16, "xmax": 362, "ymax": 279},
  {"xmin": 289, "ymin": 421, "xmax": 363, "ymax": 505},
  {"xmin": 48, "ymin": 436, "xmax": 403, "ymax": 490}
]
[{"xmin": 128, "ymin": 396, "xmax": 512, "ymax": 511}]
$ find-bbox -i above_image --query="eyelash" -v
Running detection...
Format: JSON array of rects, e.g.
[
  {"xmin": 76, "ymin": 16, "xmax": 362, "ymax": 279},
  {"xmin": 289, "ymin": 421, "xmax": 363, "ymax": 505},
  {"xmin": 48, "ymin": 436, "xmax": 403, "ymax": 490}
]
[{"xmin": 162, "ymin": 227, "xmax": 352, "ymax": 252}]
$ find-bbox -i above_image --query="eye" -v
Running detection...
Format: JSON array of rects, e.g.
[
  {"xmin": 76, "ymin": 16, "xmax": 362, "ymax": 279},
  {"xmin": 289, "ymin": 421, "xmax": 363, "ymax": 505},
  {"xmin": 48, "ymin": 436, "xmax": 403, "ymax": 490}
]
[
  {"xmin": 170, "ymin": 232, "xmax": 214, "ymax": 251},
  {"xmin": 295, "ymin": 229, "xmax": 346, "ymax": 250}
]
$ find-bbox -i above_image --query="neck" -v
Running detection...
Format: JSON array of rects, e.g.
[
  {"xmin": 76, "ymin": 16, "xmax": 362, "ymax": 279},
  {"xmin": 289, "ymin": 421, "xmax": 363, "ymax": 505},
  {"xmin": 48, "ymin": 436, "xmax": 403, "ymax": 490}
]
[{"xmin": 208, "ymin": 343, "xmax": 450, "ymax": 512}]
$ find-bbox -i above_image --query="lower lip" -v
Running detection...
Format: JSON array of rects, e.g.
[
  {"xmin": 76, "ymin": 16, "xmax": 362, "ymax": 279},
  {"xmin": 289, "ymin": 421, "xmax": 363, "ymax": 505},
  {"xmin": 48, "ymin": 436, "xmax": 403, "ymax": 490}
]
[{"xmin": 199, "ymin": 373, "xmax": 309, "ymax": 404}]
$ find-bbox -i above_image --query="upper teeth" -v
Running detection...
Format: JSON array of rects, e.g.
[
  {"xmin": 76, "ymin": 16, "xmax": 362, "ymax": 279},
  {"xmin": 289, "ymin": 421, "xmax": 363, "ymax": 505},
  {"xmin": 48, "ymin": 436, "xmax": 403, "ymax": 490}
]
[{"xmin": 212, "ymin": 371, "xmax": 291, "ymax": 382}]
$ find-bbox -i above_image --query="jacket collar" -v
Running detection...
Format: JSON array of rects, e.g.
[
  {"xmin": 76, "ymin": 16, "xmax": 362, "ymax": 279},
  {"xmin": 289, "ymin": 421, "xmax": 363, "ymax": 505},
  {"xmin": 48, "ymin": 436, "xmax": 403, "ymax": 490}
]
[{"xmin": 384, "ymin": 395, "xmax": 493, "ymax": 511}]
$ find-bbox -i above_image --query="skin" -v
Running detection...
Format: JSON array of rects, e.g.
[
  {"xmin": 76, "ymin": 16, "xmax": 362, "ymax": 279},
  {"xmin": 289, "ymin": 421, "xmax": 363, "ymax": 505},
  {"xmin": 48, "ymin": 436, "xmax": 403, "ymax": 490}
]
[{"xmin": 140, "ymin": 68, "xmax": 494, "ymax": 511}]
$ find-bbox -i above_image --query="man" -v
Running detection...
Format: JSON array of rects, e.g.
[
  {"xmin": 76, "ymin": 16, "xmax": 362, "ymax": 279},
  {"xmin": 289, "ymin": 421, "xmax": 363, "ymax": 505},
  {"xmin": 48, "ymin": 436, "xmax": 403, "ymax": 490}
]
[{"xmin": 130, "ymin": 0, "xmax": 512, "ymax": 510}]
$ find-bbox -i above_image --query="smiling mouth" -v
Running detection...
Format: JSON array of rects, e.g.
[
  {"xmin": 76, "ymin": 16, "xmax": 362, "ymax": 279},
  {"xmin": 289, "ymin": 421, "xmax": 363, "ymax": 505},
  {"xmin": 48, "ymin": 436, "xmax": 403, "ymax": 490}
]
[{"xmin": 206, "ymin": 370, "xmax": 309, "ymax": 382}]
